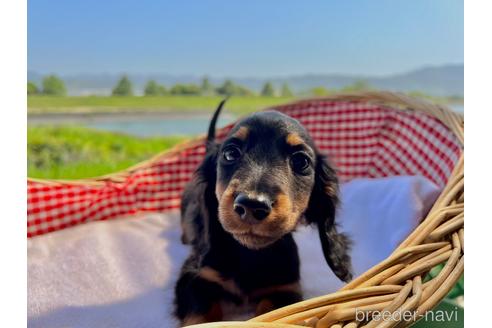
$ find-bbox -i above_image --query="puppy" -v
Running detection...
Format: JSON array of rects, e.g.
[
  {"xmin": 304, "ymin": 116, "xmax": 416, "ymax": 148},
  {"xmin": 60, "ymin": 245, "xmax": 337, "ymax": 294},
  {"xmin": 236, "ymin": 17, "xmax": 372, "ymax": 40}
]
[{"xmin": 174, "ymin": 100, "xmax": 352, "ymax": 326}]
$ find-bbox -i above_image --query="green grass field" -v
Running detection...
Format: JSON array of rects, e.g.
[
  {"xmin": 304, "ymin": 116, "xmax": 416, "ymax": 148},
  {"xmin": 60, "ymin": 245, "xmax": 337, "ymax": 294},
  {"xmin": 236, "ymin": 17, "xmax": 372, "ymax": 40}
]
[
  {"xmin": 28, "ymin": 125, "xmax": 187, "ymax": 179},
  {"xmin": 28, "ymin": 95, "xmax": 296, "ymax": 115}
]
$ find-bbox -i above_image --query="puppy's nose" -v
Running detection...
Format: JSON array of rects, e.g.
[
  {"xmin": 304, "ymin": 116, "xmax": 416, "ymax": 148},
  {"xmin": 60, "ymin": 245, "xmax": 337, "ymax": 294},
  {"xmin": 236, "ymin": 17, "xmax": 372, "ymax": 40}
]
[{"xmin": 233, "ymin": 193, "xmax": 272, "ymax": 222}]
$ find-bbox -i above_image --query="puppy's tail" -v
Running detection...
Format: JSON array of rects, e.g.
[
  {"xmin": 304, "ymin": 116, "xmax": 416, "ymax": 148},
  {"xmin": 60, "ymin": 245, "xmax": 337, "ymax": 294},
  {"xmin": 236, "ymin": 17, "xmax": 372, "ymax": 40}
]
[{"xmin": 206, "ymin": 98, "xmax": 228, "ymax": 150}]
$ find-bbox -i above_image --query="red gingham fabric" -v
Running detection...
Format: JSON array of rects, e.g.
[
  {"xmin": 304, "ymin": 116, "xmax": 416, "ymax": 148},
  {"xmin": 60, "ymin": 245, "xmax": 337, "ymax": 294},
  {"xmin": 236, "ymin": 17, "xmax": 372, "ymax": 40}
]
[{"xmin": 27, "ymin": 100, "xmax": 462, "ymax": 238}]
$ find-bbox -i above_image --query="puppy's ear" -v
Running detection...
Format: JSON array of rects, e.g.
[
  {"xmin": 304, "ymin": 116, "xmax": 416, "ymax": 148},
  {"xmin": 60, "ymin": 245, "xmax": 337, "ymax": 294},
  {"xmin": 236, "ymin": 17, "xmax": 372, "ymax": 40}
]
[
  {"xmin": 197, "ymin": 99, "xmax": 227, "ymax": 227},
  {"xmin": 180, "ymin": 99, "xmax": 227, "ymax": 246},
  {"xmin": 198, "ymin": 144, "xmax": 220, "ymax": 207},
  {"xmin": 180, "ymin": 143, "xmax": 220, "ymax": 248},
  {"xmin": 304, "ymin": 154, "xmax": 353, "ymax": 282}
]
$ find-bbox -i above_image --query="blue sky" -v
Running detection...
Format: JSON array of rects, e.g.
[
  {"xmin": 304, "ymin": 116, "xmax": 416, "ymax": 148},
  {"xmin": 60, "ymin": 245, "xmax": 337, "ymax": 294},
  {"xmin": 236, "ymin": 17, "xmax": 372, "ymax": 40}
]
[{"xmin": 28, "ymin": 0, "xmax": 463, "ymax": 77}]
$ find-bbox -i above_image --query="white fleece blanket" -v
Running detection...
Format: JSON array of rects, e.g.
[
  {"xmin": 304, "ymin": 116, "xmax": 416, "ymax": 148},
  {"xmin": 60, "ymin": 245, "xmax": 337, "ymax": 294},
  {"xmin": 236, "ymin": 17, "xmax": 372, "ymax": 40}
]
[{"xmin": 27, "ymin": 176, "xmax": 440, "ymax": 328}]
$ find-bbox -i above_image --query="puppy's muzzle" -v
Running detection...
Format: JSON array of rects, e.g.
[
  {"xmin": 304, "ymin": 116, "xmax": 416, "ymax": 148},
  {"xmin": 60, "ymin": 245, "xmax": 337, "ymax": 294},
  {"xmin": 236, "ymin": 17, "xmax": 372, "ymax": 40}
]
[{"xmin": 233, "ymin": 193, "xmax": 272, "ymax": 223}]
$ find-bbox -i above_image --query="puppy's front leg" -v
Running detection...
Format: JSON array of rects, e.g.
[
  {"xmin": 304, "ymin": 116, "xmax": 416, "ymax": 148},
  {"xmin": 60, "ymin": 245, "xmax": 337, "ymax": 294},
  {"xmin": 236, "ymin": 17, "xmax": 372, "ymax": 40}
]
[{"xmin": 174, "ymin": 270, "xmax": 224, "ymax": 326}]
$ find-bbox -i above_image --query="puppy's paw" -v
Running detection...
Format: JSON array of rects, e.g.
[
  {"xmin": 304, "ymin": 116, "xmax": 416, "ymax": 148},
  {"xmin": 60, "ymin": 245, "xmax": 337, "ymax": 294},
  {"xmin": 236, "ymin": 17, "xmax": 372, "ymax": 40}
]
[
  {"xmin": 255, "ymin": 299, "xmax": 276, "ymax": 316},
  {"xmin": 180, "ymin": 303, "xmax": 223, "ymax": 327}
]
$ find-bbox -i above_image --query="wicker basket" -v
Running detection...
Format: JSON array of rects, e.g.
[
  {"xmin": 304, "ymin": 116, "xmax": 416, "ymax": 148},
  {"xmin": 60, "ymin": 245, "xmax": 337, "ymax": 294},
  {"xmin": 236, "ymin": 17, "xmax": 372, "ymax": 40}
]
[{"xmin": 27, "ymin": 92, "xmax": 464, "ymax": 328}]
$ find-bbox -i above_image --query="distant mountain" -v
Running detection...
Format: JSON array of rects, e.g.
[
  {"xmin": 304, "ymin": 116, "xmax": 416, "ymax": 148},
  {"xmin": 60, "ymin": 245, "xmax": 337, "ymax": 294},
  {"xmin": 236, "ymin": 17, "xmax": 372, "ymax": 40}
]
[
  {"xmin": 28, "ymin": 64, "xmax": 463, "ymax": 97},
  {"xmin": 368, "ymin": 65, "xmax": 464, "ymax": 96}
]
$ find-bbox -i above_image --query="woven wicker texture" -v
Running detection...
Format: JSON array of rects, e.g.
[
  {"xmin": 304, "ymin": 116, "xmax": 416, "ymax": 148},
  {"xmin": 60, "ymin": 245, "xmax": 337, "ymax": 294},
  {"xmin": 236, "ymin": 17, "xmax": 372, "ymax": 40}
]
[{"xmin": 27, "ymin": 92, "xmax": 464, "ymax": 327}]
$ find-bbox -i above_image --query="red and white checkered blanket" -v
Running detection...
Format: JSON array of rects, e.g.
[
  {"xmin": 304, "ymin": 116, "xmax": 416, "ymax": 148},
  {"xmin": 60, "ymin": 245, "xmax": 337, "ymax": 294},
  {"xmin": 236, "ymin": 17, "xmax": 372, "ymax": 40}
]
[{"xmin": 27, "ymin": 100, "xmax": 462, "ymax": 238}]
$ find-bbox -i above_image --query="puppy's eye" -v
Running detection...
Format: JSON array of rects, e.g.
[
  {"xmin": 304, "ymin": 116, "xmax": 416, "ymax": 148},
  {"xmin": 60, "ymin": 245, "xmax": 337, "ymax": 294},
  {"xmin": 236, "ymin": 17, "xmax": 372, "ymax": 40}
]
[
  {"xmin": 222, "ymin": 145, "xmax": 242, "ymax": 163},
  {"xmin": 290, "ymin": 152, "xmax": 311, "ymax": 173}
]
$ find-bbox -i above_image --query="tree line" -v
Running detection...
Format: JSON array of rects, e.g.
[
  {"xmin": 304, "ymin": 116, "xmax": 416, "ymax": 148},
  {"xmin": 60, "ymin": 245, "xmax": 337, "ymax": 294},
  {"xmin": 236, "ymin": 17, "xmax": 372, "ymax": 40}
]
[
  {"xmin": 28, "ymin": 74, "xmax": 373, "ymax": 97},
  {"xmin": 108, "ymin": 75, "xmax": 292, "ymax": 97},
  {"xmin": 28, "ymin": 75, "xmax": 67, "ymax": 96}
]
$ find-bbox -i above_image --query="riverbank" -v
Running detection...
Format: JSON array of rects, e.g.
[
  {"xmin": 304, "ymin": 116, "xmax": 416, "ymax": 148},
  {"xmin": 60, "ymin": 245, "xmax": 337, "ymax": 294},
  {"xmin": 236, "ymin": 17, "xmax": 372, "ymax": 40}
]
[
  {"xmin": 27, "ymin": 111, "xmax": 237, "ymax": 125},
  {"xmin": 27, "ymin": 95, "xmax": 296, "ymax": 115},
  {"xmin": 27, "ymin": 94, "xmax": 463, "ymax": 116}
]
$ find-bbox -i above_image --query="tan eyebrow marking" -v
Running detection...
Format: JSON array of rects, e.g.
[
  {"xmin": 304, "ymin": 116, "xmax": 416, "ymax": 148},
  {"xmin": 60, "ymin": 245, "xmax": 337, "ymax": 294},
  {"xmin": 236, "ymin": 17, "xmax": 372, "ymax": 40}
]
[
  {"xmin": 286, "ymin": 133, "xmax": 304, "ymax": 146},
  {"xmin": 232, "ymin": 126, "xmax": 249, "ymax": 140}
]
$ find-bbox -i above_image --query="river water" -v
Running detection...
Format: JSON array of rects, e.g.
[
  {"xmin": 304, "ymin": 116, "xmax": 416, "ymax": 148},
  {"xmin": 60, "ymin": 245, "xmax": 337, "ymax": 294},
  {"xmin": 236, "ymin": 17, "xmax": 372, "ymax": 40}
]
[{"xmin": 28, "ymin": 104, "xmax": 463, "ymax": 137}]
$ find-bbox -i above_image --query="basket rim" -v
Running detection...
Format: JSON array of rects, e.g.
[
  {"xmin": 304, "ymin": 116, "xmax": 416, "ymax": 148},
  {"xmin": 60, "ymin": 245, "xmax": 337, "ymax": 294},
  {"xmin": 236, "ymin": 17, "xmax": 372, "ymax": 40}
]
[
  {"xmin": 27, "ymin": 91, "xmax": 463, "ymax": 186},
  {"xmin": 27, "ymin": 91, "xmax": 465, "ymax": 327}
]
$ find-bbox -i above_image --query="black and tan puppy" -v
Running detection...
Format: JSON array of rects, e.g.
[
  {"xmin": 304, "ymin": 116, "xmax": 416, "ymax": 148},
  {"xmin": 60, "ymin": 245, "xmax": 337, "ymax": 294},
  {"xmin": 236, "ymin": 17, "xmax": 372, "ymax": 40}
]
[{"xmin": 174, "ymin": 100, "xmax": 352, "ymax": 326}]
